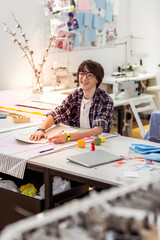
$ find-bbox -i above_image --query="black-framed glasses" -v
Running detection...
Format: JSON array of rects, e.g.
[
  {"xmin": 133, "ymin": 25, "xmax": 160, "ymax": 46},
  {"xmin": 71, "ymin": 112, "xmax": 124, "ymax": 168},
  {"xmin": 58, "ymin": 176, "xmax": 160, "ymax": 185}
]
[{"xmin": 78, "ymin": 72, "xmax": 95, "ymax": 80}]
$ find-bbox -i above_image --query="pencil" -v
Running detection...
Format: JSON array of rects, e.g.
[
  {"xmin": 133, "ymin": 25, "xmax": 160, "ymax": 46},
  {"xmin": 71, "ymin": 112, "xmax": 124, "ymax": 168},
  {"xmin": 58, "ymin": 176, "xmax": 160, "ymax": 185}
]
[
  {"xmin": 46, "ymin": 130, "xmax": 64, "ymax": 143},
  {"xmin": 58, "ymin": 130, "xmax": 64, "ymax": 134}
]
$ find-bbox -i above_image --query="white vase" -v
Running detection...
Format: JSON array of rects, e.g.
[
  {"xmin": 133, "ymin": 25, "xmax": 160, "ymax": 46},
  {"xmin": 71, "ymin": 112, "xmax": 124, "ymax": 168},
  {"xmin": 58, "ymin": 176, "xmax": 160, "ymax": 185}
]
[{"xmin": 32, "ymin": 72, "xmax": 43, "ymax": 94}]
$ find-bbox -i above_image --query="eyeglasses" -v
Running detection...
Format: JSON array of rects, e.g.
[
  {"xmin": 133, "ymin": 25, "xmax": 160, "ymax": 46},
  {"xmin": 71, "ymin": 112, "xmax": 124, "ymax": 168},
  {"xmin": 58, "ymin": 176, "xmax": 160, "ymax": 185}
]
[{"xmin": 78, "ymin": 72, "xmax": 95, "ymax": 80}]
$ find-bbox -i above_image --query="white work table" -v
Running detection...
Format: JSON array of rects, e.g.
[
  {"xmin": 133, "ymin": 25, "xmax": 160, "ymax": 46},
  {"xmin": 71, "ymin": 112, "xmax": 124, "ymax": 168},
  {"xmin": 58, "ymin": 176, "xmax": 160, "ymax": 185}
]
[
  {"xmin": 147, "ymin": 84, "xmax": 160, "ymax": 92},
  {"xmin": 110, "ymin": 93, "xmax": 155, "ymax": 107},
  {"xmin": 27, "ymin": 135, "xmax": 160, "ymax": 208},
  {"xmin": 103, "ymin": 72, "xmax": 155, "ymax": 84}
]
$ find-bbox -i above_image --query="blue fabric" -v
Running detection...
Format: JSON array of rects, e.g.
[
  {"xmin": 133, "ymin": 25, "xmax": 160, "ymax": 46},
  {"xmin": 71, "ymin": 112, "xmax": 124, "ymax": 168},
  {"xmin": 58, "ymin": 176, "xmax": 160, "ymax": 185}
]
[
  {"xmin": 144, "ymin": 153, "xmax": 160, "ymax": 161},
  {"xmin": 130, "ymin": 143, "xmax": 160, "ymax": 161},
  {"xmin": 143, "ymin": 111, "xmax": 160, "ymax": 142},
  {"xmin": 130, "ymin": 143, "xmax": 160, "ymax": 154}
]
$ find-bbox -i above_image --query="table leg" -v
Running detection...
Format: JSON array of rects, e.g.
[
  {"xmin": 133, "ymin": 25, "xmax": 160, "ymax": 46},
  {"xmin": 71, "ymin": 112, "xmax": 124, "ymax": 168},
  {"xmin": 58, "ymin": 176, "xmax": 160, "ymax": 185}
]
[
  {"xmin": 44, "ymin": 169, "xmax": 53, "ymax": 209},
  {"xmin": 116, "ymin": 105, "xmax": 124, "ymax": 135}
]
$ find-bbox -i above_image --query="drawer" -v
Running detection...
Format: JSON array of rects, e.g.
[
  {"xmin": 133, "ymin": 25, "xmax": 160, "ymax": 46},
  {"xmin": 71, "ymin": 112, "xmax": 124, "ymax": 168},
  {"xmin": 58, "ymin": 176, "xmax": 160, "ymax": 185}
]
[
  {"xmin": 0, "ymin": 187, "xmax": 43, "ymax": 229},
  {"xmin": 0, "ymin": 170, "xmax": 89, "ymax": 230},
  {"xmin": 0, "ymin": 170, "xmax": 44, "ymax": 230}
]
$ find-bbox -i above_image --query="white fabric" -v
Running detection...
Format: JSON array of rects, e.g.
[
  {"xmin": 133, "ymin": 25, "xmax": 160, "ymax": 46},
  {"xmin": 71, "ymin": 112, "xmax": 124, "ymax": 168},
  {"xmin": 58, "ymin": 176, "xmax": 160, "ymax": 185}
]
[
  {"xmin": 0, "ymin": 180, "xmax": 19, "ymax": 193},
  {"xmin": 80, "ymin": 97, "xmax": 92, "ymax": 129},
  {"xmin": 0, "ymin": 125, "xmax": 78, "ymax": 179},
  {"xmin": 38, "ymin": 176, "xmax": 71, "ymax": 199}
]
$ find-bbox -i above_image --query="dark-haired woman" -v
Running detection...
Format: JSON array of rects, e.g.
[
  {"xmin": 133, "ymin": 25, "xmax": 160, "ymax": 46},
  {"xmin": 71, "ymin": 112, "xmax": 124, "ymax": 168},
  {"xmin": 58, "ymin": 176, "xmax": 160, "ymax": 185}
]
[{"xmin": 30, "ymin": 60, "xmax": 114, "ymax": 144}]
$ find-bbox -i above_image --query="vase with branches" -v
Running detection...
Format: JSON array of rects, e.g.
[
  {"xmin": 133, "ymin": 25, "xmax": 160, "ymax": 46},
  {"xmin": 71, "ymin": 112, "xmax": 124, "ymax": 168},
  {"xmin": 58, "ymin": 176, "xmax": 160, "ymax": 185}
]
[{"xmin": 3, "ymin": 12, "xmax": 56, "ymax": 93}]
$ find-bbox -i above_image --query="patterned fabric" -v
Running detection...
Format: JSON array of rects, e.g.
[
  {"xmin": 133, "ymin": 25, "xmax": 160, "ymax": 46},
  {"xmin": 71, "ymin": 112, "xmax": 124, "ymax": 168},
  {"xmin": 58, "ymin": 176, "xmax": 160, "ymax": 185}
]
[{"xmin": 46, "ymin": 88, "xmax": 114, "ymax": 132}]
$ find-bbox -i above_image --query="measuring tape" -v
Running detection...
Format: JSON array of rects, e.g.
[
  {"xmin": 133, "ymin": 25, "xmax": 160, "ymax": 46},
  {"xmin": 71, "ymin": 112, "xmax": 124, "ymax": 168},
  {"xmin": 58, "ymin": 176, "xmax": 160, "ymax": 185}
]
[{"xmin": 0, "ymin": 106, "xmax": 45, "ymax": 116}]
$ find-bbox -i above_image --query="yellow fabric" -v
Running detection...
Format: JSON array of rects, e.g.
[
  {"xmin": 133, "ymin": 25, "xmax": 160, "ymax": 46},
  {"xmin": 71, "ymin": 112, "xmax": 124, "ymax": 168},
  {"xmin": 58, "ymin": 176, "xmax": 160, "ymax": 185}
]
[
  {"xmin": 21, "ymin": 188, "xmax": 36, "ymax": 197},
  {"xmin": 20, "ymin": 183, "xmax": 37, "ymax": 193}
]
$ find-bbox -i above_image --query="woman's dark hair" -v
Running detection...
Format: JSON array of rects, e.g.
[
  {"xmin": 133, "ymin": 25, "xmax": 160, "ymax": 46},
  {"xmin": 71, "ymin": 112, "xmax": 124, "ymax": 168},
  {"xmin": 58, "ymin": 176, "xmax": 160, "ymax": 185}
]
[
  {"xmin": 77, "ymin": 60, "xmax": 104, "ymax": 88},
  {"xmin": 68, "ymin": 12, "xmax": 74, "ymax": 18}
]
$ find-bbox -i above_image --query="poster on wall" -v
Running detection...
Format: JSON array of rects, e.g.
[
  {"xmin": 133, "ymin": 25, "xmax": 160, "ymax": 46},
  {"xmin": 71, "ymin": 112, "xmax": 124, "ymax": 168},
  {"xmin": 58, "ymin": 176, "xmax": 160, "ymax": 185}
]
[
  {"xmin": 106, "ymin": 27, "xmax": 117, "ymax": 43},
  {"xmin": 55, "ymin": 30, "xmax": 77, "ymax": 51},
  {"xmin": 66, "ymin": 11, "xmax": 79, "ymax": 31},
  {"xmin": 50, "ymin": 18, "xmax": 67, "ymax": 35},
  {"xmin": 45, "ymin": 0, "xmax": 118, "ymax": 50},
  {"xmin": 43, "ymin": 0, "xmax": 71, "ymax": 16}
]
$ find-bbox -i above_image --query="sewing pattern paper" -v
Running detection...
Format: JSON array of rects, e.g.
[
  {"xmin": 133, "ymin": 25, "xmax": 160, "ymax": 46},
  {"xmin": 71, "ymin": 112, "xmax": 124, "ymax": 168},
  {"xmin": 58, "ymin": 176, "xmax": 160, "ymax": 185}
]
[
  {"xmin": 96, "ymin": 0, "xmax": 106, "ymax": 9},
  {"xmin": 93, "ymin": 15, "xmax": 104, "ymax": 31},
  {"xmin": 105, "ymin": 2, "xmax": 113, "ymax": 22},
  {"xmin": 76, "ymin": 12, "xmax": 85, "ymax": 32},
  {"xmin": 84, "ymin": 12, "xmax": 94, "ymax": 27},
  {"xmin": 78, "ymin": 0, "xmax": 90, "ymax": 11},
  {"xmin": 16, "ymin": 125, "xmax": 79, "ymax": 144},
  {"xmin": 84, "ymin": 29, "xmax": 96, "ymax": 43}
]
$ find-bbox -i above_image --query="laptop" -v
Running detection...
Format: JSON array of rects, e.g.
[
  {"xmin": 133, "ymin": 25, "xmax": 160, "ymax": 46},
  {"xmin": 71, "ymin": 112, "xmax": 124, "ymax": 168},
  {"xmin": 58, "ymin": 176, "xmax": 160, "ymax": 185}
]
[{"xmin": 67, "ymin": 150, "xmax": 122, "ymax": 168}]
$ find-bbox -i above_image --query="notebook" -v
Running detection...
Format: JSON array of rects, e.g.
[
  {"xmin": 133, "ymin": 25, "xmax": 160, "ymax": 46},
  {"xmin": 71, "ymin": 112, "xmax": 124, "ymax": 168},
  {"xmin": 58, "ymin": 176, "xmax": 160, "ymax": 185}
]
[{"xmin": 67, "ymin": 150, "xmax": 122, "ymax": 168}]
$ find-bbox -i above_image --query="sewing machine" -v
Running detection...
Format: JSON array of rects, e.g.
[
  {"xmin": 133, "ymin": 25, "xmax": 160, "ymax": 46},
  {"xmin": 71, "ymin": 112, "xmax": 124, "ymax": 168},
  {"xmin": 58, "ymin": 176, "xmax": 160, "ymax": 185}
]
[
  {"xmin": 103, "ymin": 73, "xmax": 155, "ymax": 100},
  {"xmin": 51, "ymin": 67, "xmax": 77, "ymax": 90}
]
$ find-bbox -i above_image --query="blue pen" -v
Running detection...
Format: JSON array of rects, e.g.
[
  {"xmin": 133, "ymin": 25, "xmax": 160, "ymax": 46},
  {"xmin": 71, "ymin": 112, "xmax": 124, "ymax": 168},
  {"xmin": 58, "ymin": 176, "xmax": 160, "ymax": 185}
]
[{"xmin": 39, "ymin": 148, "xmax": 54, "ymax": 154}]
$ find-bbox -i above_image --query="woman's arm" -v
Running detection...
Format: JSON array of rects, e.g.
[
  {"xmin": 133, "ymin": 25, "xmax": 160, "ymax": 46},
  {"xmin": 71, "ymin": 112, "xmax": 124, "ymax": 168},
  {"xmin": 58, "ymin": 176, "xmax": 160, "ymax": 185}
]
[
  {"xmin": 47, "ymin": 126, "xmax": 103, "ymax": 144},
  {"xmin": 30, "ymin": 115, "xmax": 55, "ymax": 141}
]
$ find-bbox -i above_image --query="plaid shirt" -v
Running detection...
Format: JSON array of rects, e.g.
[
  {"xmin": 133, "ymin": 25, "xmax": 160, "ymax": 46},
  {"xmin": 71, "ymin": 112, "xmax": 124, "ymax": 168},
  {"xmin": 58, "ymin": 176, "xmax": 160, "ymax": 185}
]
[{"xmin": 46, "ymin": 88, "xmax": 114, "ymax": 132}]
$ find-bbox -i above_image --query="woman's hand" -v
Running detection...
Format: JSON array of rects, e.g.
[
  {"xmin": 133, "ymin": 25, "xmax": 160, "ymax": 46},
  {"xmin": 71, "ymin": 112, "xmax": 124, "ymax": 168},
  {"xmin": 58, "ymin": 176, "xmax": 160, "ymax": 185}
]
[
  {"xmin": 47, "ymin": 133, "xmax": 67, "ymax": 144},
  {"xmin": 29, "ymin": 130, "xmax": 47, "ymax": 141}
]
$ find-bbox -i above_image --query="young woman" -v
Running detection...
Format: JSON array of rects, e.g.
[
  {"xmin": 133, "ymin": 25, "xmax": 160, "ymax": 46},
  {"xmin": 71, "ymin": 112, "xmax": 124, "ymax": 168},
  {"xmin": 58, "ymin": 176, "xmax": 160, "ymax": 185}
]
[{"xmin": 30, "ymin": 60, "xmax": 114, "ymax": 144}]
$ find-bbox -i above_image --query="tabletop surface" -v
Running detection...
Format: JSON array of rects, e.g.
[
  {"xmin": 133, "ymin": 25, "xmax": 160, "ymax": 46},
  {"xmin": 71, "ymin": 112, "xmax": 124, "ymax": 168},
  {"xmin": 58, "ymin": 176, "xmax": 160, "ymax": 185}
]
[
  {"xmin": 28, "ymin": 135, "xmax": 160, "ymax": 187},
  {"xmin": 147, "ymin": 84, "xmax": 160, "ymax": 91},
  {"xmin": 0, "ymin": 87, "xmax": 154, "ymax": 112},
  {"xmin": 103, "ymin": 73, "xmax": 155, "ymax": 84}
]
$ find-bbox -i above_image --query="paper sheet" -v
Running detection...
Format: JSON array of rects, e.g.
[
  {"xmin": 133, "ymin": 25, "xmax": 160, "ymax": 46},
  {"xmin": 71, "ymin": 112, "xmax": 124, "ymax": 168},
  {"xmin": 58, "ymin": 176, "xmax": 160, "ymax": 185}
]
[
  {"xmin": 74, "ymin": 34, "xmax": 80, "ymax": 48},
  {"xmin": 32, "ymin": 92, "xmax": 67, "ymax": 105},
  {"xmin": 93, "ymin": 15, "xmax": 104, "ymax": 31},
  {"xmin": 76, "ymin": 12, "xmax": 85, "ymax": 32},
  {"xmin": 78, "ymin": 0, "xmax": 90, "ymax": 11},
  {"xmin": 15, "ymin": 125, "xmax": 79, "ymax": 144},
  {"xmin": 105, "ymin": 3, "xmax": 113, "ymax": 22},
  {"xmin": 96, "ymin": 0, "xmax": 106, "ymax": 9},
  {"xmin": 84, "ymin": 29, "xmax": 96, "ymax": 43},
  {"xmin": 84, "ymin": 12, "xmax": 94, "ymax": 27},
  {"xmin": 0, "ymin": 120, "xmax": 43, "ymax": 134}
]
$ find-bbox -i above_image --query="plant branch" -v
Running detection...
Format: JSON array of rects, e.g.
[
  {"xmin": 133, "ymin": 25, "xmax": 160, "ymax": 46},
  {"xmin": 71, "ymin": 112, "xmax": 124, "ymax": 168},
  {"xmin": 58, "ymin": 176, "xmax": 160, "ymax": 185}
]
[{"xmin": 3, "ymin": 12, "xmax": 56, "ymax": 88}]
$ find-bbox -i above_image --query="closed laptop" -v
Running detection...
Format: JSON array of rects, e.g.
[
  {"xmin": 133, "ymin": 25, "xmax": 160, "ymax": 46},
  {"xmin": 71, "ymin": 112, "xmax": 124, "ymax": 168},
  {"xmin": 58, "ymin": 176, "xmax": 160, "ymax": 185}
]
[{"xmin": 67, "ymin": 150, "xmax": 122, "ymax": 168}]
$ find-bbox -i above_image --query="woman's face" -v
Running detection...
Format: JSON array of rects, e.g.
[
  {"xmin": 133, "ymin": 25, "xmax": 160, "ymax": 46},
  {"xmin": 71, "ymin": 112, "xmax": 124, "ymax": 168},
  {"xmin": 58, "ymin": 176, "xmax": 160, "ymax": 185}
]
[{"xmin": 78, "ymin": 67, "xmax": 98, "ymax": 91}]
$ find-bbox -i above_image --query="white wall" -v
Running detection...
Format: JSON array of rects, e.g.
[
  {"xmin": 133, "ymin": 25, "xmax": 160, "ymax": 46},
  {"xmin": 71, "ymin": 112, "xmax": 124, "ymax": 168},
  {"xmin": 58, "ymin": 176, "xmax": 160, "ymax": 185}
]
[
  {"xmin": 0, "ymin": 0, "xmax": 45, "ymax": 90},
  {"xmin": 130, "ymin": 0, "xmax": 160, "ymax": 80},
  {"xmin": 0, "ymin": 0, "xmax": 131, "ymax": 90},
  {"xmin": 46, "ymin": 0, "xmax": 131, "ymax": 85}
]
